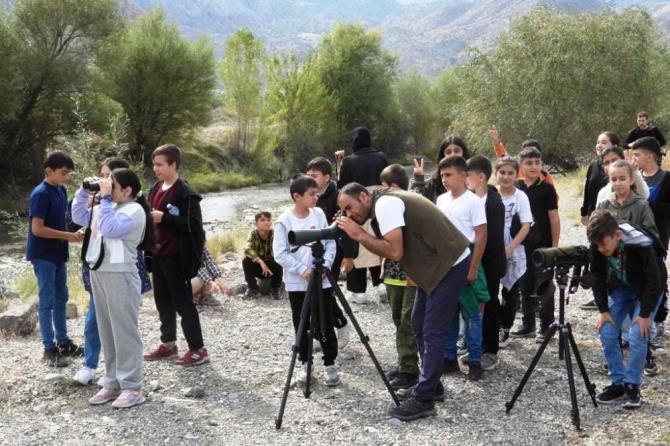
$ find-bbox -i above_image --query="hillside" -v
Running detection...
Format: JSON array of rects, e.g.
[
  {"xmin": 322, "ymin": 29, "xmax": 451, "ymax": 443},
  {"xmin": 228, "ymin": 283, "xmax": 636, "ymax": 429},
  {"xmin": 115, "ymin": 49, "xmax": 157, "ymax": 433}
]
[{"xmin": 120, "ymin": 0, "xmax": 670, "ymax": 76}]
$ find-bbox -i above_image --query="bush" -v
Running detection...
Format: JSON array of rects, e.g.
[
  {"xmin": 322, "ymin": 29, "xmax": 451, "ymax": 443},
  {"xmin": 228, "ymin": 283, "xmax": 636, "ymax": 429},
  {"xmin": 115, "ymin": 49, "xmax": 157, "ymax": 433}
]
[{"xmin": 189, "ymin": 171, "xmax": 263, "ymax": 194}]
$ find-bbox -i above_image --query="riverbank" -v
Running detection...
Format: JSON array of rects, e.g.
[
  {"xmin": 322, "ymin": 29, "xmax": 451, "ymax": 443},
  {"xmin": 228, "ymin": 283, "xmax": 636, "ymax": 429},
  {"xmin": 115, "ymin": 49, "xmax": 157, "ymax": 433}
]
[{"xmin": 1, "ymin": 172, "xmax": 670, "ymax": 445}]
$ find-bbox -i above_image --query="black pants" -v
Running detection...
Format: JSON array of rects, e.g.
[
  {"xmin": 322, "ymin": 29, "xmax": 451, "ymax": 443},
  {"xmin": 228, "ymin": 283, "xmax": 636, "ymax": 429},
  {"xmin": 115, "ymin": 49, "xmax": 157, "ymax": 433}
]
[
  {"xmin": 499, "ymin": 281, "xmax": 520, "ymax": 330},
  {"xmin": 482, "ymin": 268, "xmax": 501, "ymax": 354},
  {"xmin": 346, "ymin": 265, "xmax": 382, "ymax": 293},
  {"xmin": 519, "ymin": 266, "xmax": 556, "ymax": 331},
  {"xmin": 329, "ymin": 246, "xmax": 348, "ymax": 329},
  {"xmin": 289, "ymin": 289, "xmax": 338, "ymax": 366},
  {"xmin": 242, "ymin": 257, "xmax": 283, "ymax": 290},
  {"xmin": 152, "ymin": 255, "xmax": 204, "ymax": 350}
]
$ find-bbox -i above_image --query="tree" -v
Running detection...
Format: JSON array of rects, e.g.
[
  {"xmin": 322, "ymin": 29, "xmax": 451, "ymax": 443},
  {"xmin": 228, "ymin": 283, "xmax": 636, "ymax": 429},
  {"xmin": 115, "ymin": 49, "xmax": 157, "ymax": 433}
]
[
  {"xmin": 262, "ymin": 54, "xmax": 339, "ymax": 173},
  {"xmin": 314, "ymin": 23, "xmax": 397, "ymax": 145},
  {"xmin": 98, "ymin": 9, "xmax": 216, "ymax": 165},
  {"xmin": 453, "ymin": 8, "xmax": 670, "ymax": 168},
  {"xmin": 0, "ymin": 0, "xmax": 120, "ymax": 184},
  {"xmin": 219, "ymin": 29, "xmax": 265, "ymax": 152},
  {"xmin": 395, "ymin": 70, "xmax": 437, "ymax": 154}
]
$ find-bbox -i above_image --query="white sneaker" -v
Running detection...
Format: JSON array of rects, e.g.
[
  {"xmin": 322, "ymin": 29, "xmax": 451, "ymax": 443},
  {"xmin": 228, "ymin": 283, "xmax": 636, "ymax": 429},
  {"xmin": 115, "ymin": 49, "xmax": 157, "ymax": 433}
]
[
  {"xmin": 324, "ymin": 365, "xmax": 341, "ymax": 387},
  {"xmin": 296, "ymin": 362, "xmax": 311, "ymax": 386},
  {"xmin": 375, "ymin": 284, "xmax": 388, "ymax": 303},
  {"xmin": 337, "ymin": 323, "xmax": 352, "ymax": 349},
  {"xmin": 350, "ymin": 292, "xmax": 368, "ymax": 304},
  {"xmin": 73, "ymin": 366, "xmax": 97, "ymax": 386}
]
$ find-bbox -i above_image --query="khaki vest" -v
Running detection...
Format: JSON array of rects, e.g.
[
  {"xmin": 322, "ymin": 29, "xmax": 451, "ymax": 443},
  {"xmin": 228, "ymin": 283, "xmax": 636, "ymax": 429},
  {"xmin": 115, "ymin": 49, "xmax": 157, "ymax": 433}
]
[{"xmin": 370, "ymin": 187, "xmax": 469, "ymax": 294}]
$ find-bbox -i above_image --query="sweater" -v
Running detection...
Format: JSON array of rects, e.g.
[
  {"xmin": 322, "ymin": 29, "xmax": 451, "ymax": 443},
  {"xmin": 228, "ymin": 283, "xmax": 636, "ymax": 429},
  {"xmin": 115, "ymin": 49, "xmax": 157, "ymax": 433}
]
[
  {"xmin": 596, "ymin": 193, "xmax": 659, "ymax": 240},
  {"xmin": 338, "ymin": 127, "xmax": 389, "ymax": 188},
  {"xmin": 590, "ymin": 223, "xmax": 663, "ymax": 318},
  {"xmin": 625, "ymin": 125, "xmax": 666, "ymax": 147},
  {"xmin": 581, "ymin": 160, "xmax": 609, "ymax": 217}
]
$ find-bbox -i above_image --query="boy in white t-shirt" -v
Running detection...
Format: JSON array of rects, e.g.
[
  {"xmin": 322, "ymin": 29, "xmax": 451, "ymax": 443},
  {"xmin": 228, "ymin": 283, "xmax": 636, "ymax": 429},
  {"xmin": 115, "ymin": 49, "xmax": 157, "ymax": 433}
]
[
  {"xmin": 273, "ymin": 175, "xmax": 340, "ymax": 387},
  {"xmin": 435, "ymin": 156, "xmax": 490, "ymax": 381}
]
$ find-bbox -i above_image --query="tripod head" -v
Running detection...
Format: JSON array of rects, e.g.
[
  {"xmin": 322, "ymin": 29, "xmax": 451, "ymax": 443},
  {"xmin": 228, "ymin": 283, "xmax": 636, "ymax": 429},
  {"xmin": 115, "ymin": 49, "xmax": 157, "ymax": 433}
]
[{"xmin": 290, "ymin": 241, "xmax": 326, "ymax": 272}]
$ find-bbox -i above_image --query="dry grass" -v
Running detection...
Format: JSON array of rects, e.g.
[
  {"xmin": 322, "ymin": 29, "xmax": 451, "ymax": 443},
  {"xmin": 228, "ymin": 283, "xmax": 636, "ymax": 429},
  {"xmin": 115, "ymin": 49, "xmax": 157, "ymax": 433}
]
[
  {"xmin": 206, "ymin": 228, "xmax": 248, "ymax": 260},
  {"xmin": 555, "ymin": 167, "xmax": 587, "ymax": 223}
]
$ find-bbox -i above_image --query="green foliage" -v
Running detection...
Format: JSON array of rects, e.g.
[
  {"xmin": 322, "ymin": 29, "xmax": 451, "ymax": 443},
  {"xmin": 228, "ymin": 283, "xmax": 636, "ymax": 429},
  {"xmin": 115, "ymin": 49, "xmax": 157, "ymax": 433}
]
[
  {"xmin": 219, "ymin": 29, "xmax": 265, "ymax": 152},
  {"xmin": 97, "ymin": 9, "xmax": 217, "ymax": 166},
  {"xmin": 262, "ymin": 54, "xmax": 340, "ymax": 174},
  {"xmin": 0, "ymin": 0, "xmax": 121, "ymax": 185},
  {"xmin": 453, "ymin": 8, "xmax": 670, "ymax": 168},
  {"xmin": 314, "ymin": 24, "xmax": 397, "ymax": 145},
  {"xmin": 188, "ymin": 171, "xmax": 263, "ymax": 194},
  {"xmin": 395, "ymin": 70, "xmax": 437, "ymax": 153}
]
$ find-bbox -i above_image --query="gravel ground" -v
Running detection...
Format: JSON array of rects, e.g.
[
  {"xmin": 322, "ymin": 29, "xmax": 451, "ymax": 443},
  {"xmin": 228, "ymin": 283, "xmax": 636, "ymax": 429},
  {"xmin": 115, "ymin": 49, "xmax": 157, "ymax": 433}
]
[{"xmin": 1, "ymin": 184, "xmax": 670, "ymax": 445}]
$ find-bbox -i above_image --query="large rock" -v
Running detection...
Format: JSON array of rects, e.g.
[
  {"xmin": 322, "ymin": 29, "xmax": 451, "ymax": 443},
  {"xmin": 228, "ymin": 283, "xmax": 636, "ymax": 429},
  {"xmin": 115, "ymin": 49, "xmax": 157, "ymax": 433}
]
[{"xmin": 0, "ymin": 301, "xmax": 37, "ymax": 337}]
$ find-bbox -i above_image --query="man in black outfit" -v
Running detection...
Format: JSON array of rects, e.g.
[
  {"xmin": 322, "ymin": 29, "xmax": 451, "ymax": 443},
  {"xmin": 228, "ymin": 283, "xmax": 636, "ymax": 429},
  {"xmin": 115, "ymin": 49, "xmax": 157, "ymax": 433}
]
[{"xmin": 625, "ymin": 111, "xmax": 666, "ymax": 149}]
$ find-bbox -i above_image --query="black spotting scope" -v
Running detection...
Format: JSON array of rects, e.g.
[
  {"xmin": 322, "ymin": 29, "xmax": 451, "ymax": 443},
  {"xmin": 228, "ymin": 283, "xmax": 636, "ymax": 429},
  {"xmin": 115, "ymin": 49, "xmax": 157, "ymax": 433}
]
[
  {"xmin": 532, "ymin": 245, "xmax": 591, "ymax": 269},
  {"xmin": 288, "ymin": 222, "xmax": 343, "ymax": 246}
]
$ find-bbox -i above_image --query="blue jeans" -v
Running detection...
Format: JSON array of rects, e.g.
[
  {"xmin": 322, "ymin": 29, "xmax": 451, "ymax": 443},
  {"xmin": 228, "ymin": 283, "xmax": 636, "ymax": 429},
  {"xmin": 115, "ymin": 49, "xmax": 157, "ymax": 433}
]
[
  {"xmin": 411, "ymin": 256, "xmax": 469, "ymax": 400},
  {"xmin": 83, "ymin": 293, "xmax": 101, "ymax": 369},
  {"xmin": 32, "ymin": 259, "xmax": 69, "ymax": 351},
  {"xmin": 444, "ymin": 310, "xmax": 482, "ymax": 363},
  {"xmin": 600, "ymin": 286, "xmax": 661, "ymax": 386}
]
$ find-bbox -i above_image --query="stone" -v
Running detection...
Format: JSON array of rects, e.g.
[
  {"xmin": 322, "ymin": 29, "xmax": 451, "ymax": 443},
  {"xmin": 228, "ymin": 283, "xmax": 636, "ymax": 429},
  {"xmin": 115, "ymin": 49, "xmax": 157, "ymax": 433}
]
[
  {"xmin": 0, "ymin": 301, "xmax": 37, "ymax": 336},
  {"xmin": 44, "ymin": 373, "xmax": 66, "ymax": 383},
  {"xmin": 181, "ymin": 387, "xmax": 205, "ymax": 398},
  {"xmin": 149, "ymin": 380, "xmax": 161, "ymax": 392},
  {"xmin": 66, "ymin": 303, "xmax": 78, "ymax": 319},
  {"xmin": 228, "ymin": 282, "xmax": 247, "ymax": 296}
]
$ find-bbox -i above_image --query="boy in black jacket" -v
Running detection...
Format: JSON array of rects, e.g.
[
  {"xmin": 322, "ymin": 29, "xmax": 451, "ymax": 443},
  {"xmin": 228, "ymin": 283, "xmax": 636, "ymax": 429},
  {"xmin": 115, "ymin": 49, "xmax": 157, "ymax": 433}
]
[
  {"xmin": 465, "ymin": 156, "xmax": 506, "ymax": 370},
  {"xmin": 306, "ymin": 157, "xmax": 351, "ymax": 347},
  {"xmin": 588, "ymin": 210, "xmax": 663, "ymax": 408},
  {"xmin": 144, "ymin": 144, "xmax": 209, "ymax": 367}
]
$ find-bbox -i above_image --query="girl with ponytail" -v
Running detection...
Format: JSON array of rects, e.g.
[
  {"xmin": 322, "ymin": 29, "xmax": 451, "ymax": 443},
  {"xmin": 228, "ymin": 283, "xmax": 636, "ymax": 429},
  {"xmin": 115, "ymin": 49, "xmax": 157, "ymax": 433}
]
[{"xmin": 72, "ymin": 167, "xmax": 153, "ymax": 408}]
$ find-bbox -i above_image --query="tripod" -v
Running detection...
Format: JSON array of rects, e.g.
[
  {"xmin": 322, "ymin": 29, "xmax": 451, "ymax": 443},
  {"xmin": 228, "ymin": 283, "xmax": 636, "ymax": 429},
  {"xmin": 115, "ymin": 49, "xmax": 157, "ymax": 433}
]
[
  {"xmin": 275, "ymin": 241, "xmax": 400, "ymax": 429},
  {"xmin": 505, "ymin": 265, "xmax": 598, "ymax": 430}
]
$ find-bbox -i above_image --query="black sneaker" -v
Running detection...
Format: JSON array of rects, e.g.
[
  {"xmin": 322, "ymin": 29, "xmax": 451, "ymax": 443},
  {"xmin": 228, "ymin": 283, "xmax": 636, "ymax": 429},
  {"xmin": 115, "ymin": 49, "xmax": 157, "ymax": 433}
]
[
  {"xmin": 499, "ymin": 328, "xmax": 511, "ymax": 348},
  {"xmin": 270, "ymin": 288, "xmax": 281, "ymax": 300},
  {"xmin": 388, "ymin": 396, "xmax": 436, "ymax": 422},
  {"xmin": 390, "ymin": 372, "xmax": 419, "ymax": 390},
  {"xmin": 385, "ymin": 368, "xmax": 400, "ymax": 381},
  {"xmin": 243, "ymin": 288, "xmax": 260, "ymax": 298},
  {"xmin": 43, "ymin": 347, "xmax": 69, "ymax": 368},
  {"xmin": 622, "ymin": 383, "xmax": 642, "ymax": 409},
  {"xmin": 442, "ymin": 358, "xmax": 460, "ymax": 374},
  {"xmin": 580, "ymin": 299, "xmax": 598, "ymax": 310},
  {"xmin": 57, "ymin": 340, "xmax": 83, "ymax": 357},
  {"xmin": 596, "ymin": 384, "xmax": 625, "ymax": 405},
  {"xmin": 468, "ymin": 362, "xmax": 483, "ymax": 381},
  {"xmin": 396, "ymin": 381, "xmax": 445, "ymax": 402},
  {"xmin": 511, "ymin": 324, "xmax": 536, "ymax": 338},
  {"xmin": 644, "ymin": 357, "xmax": 659, "ymax": 377}
]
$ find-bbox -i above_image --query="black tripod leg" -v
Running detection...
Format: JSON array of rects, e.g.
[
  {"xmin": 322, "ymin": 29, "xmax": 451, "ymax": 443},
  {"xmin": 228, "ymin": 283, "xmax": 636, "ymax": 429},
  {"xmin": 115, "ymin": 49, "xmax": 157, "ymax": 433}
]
[
  {"xmin": 565, "ymin": 323, "xmax": 598, "ymax": 407},
  {"xmin": 275, "ymin": 276, "xmax": 315, "ymax": 429},
  {"xmin": 561, "ymin": 326, "xmax": 581, "ymax": 430},
  {"xmin": 506, "ymin": 323, "xmax": 558, "ymax": 413},
  {"xmin": 305, "ymin": 275, "xmax": 322, "ymax": 399},
  {"xmin": 324, "ymin": 269, "xmax": 400, "ymax": 406}
]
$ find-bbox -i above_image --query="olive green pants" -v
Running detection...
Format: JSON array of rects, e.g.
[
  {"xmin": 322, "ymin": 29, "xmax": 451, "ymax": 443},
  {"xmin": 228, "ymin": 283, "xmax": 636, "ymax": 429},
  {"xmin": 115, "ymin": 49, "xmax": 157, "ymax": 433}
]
[{"xmin": 386, "ymin": 284, "xmax": 419, "ymax": 374}]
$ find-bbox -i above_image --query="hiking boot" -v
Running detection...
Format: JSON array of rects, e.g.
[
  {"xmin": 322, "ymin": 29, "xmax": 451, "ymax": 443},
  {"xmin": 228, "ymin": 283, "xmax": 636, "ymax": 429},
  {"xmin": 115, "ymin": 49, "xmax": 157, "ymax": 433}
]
[
  {"xmin": 511, "ymin": 324, "xmax": 535, "ymax": 338},
  {"xmin": 385, "ymin": 368, "xmax": 400, "ymax": 381},
  {"xmin": 621, "ymin": 383, "xmax": 642, "ymax": 409},
  {"xmin": 396, "ymin": 380, "xmax": 445, "ymax": 402},
  {"xmin": 596, "ymin": 384, "xmax": 625, "ymax": 405},
  {"xmin": 43, "ymin": 347, "xmax": 69, "ymax": 368},
  {"xmin": 57, "ymin": 340, "xmax": 84, "ymax": 357},
  {"xmin": 337, "ymin": 323, "xmax": 352, "ymax": 349},
  {"xmin": 324, "ymin": 365, "xmax": 341, "ymax": 387},
  {"xmin": 580, "ymin": 299, "xmax": 598, "ymax": 310},
  {"xmin": 388, "ymin": 396, "xmax": 436, "ymax": 422},
  {"xmin": 390, "ymin": 372, "xmax": 419, "ymax": 390},
  {"xmin": 270, "ymin": 288, "xmax": 282, "ymax": 300},
  {"xmin": 442, "ymin": 358, "xmax": 460, "ymax": 375},
  {"xmin": 73, "ymin": 366, "xmax": 97, "ymax": 385},
  {"xmin": 644, "ymin": 357, "xmax": 659, "ymax": 377},
  {"xmin": 481, "ymin": 353, "xmax": 499, "ymax": 371},
  {"xmin": 243, "ymin": 288, "xmax": 261, "ymax": 298},
  {"xmin": 89, "ymin": 388, "xmax": 122, "ymax": 405},
  {"xmin": 143, "ymin": 344, "xmax": 178, "ymax": 361},
  {"xmin": 499, "ymin": 328, "xmax": 511, "ymax": 348},
  {"xmin": 176, "ymin": 348, "xmax": 210, "ymax": 367},
  {"xmin": 111, "ymin": 389, "xmax": 145, "ymax": 409},
  {"xmin": 468, "ymin": 362, "xmax": 483, "ymax": 381}
]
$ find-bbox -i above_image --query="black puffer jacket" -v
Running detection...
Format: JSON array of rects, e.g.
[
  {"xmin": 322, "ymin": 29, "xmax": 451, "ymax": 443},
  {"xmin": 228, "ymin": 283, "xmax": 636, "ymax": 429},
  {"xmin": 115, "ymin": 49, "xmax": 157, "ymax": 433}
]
[{"xmin": 338, "ymin": 127, "xmax": 389, "ymax": 188}]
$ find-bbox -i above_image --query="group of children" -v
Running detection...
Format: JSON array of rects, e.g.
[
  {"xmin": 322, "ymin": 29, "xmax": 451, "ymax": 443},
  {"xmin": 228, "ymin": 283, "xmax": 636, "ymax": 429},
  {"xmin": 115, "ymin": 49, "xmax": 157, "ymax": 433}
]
[{"xmin": 26, "ymin": 125, "xmax": 669, "ymax": 413}]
